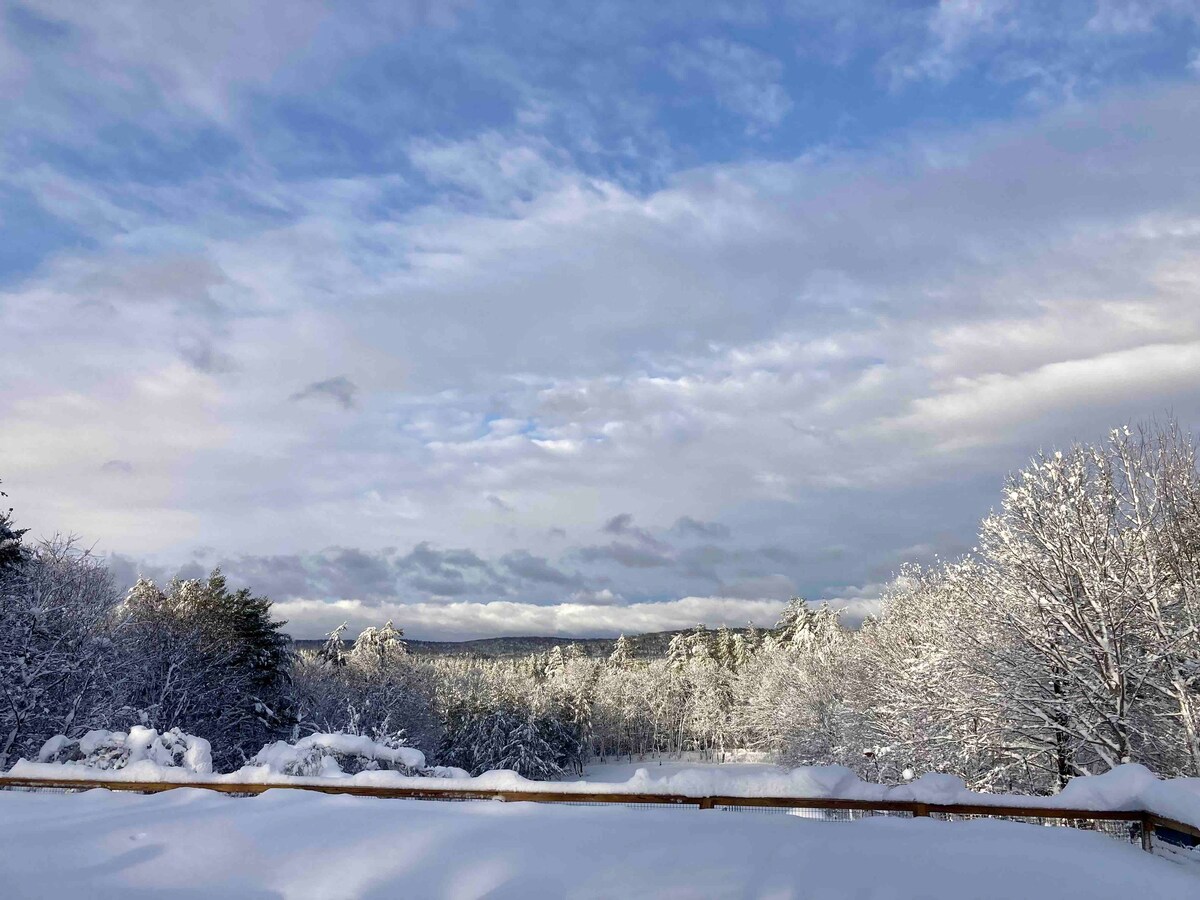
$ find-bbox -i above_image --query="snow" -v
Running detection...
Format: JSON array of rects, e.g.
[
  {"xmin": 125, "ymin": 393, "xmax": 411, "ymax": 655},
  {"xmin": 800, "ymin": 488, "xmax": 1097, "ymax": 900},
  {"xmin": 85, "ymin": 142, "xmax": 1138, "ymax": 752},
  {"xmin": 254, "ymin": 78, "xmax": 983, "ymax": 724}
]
[
  {"xmin": 572, "ymin": 758, "xmax": 783, "ymax": 783},
  {"xmin": 17, "ymin": 731, "xmax": 442, "ymax": 783},
  {"xmin": 35, "ymin": 727, "xmax": 213, "ymax": 776},
  {"xmin": 574, "ymin": 761, "xmax": 1200, "ymax": 828},
  {"xmin": 34, "ymin": 735, "xmax": 71, "ymax": 762},
  {"xmin": 9, "ymin": 754, "xmax": 1200, "ymax": 830},
  {"xmin": 251, "ymin": 733, "xmax": 426, "ymax": 775},
  {"xmin": 0, "ymin": 787, "xmax": 1193, "ymax": 899}
]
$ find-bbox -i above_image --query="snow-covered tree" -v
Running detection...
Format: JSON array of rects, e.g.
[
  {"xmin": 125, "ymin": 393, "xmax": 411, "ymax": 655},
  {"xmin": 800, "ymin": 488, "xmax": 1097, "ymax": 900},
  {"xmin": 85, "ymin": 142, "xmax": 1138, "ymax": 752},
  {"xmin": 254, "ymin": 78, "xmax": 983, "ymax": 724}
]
[
  {"xmin": 116, "ymin": 570, "xmax": 290, "ymax": 767},
  {"xmin": 0, "ymin": 540, "xmax": 123, "ymax": 770},
  {"xmin": 545, "ymin": 645, "xmax": 566, "ymax": 679},
  {"xmin": 352, "ymin": 621, "xmax": 406, "ymax": 670},
  {"xmin": 608, "ymin": 634, "xmax": 633, "ymax": 668},
  {"xmin": 0, "ymin": 479, "xmax": 28, "ymax": 574},
  {"xmin": 318, "ymin": 622, "xmax": 349, "ymax": 668},
  {"xmin": 977, "ymin": 444, "xmax": 1161, "ymax": 779}
]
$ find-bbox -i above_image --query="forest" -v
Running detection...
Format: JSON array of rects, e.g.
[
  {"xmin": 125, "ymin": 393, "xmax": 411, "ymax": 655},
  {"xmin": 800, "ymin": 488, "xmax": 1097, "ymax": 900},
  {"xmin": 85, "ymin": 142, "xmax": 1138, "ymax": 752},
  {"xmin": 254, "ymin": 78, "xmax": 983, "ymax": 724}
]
[{"xmin": 2, "ymin": 420, "xmax": 1199, "ymax": 793}]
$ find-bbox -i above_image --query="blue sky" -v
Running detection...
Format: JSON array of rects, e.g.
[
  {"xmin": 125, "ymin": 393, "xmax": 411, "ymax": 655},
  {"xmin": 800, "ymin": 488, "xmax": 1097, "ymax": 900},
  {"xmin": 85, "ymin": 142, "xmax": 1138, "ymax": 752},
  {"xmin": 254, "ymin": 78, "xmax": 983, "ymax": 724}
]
[{"xmin": 3, "ymin": 1, "xmax": 1200, "ymax": 638}]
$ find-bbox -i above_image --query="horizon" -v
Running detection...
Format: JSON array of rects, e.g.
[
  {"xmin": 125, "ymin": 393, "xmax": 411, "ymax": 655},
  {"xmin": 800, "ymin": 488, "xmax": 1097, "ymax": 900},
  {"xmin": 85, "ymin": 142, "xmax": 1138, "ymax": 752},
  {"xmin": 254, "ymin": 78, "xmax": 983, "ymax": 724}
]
[{"xmin": 4, "ymin": 2, "xmax": 1200, "ymax": 639}]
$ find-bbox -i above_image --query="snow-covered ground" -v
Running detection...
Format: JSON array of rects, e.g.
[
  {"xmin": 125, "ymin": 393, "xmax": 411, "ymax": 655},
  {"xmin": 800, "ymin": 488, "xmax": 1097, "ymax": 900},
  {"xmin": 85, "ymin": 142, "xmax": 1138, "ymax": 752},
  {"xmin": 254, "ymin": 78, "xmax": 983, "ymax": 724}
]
[
  {"xmin": 0, "ymin": 786, "xmax": 1195, "ymax": 899},
  {"xmin": 12, "ymin": 754, "xmax": 1200, "ymax": 829},
  {"xmin": 570, "ymin": 757, "xmax": 784, "ymax": 783}
]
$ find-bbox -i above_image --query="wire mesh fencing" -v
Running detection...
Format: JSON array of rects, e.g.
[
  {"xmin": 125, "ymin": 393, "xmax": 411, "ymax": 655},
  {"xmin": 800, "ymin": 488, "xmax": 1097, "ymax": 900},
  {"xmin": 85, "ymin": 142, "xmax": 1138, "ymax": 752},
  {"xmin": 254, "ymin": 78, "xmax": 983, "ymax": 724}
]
[
  {"xmin": 714, "ymin": 803, "xmax": 914, "ymax": 821},
  {"xmin": 0, "ymin": 783, "xmax": 91, "ymax": 796},
  {"xmin": 929, "ymin": 810, "xmax": 1141, "ymax": 846}
]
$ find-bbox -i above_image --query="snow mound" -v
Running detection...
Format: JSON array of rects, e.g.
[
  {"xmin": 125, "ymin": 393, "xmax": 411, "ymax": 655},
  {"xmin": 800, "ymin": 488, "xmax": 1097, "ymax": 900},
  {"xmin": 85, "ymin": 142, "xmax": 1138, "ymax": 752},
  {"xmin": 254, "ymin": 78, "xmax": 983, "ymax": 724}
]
[
  {"xmin": 35, "ymin": 727, "xmax": 212, "ymax": 776},
  {"xmin": 250, "ymin": 733, "xmax": 426, "ymax": 777}
]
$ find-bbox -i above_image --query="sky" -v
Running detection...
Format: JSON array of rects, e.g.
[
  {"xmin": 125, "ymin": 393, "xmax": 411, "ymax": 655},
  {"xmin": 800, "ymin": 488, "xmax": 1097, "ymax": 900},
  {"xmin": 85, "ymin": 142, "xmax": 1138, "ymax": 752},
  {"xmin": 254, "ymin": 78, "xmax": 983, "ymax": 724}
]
[{"xmin": 3, "ymin": 1, "xmax": 1200, "ymax": 640}]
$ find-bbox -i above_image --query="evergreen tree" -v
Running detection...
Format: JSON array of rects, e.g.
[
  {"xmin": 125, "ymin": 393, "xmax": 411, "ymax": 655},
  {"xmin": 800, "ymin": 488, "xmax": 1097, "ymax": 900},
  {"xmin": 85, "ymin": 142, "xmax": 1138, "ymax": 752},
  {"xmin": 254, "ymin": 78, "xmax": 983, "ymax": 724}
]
[
  {"xmin": 773, "ymin": 598, "xmax": 813, "ymax": 645},
  {"xmin": 731, "ymin": 633, "xmax": 749, "ymax": 671},
  {"xmin": 118, "ymin": 570, "xmax": 290, "ymax": 766},
  {"xmin": 608, "ymin": 634, "xmax": 633, "ymax": 668},
  {"xmin": 715, "ymin": 625, "xmax": 736, "ymax": 670},
  {"xmin": 352, "ymin": 620, "xmax": 406, "ymax": 670},
  {"xmin": 498, "ymin": 717, "xmax": 563, "ymax": 780},
  {"xmin": 545, "ymin": 645, "xmax": 566, "ymax": 679},
  {"xmin": 0, "ymin": 479, "xmax": 28, "ymax": 573},
  {"xmin": 666, "ymin": 633, "xmax": 691, "ymax": 671},
  {"xmin": 318, "ymin": 622, "xmax": 349, "ymax": 668},
  {"xmin": 745, "ymin": 623, "xmax": 762, "ymax": 654}
]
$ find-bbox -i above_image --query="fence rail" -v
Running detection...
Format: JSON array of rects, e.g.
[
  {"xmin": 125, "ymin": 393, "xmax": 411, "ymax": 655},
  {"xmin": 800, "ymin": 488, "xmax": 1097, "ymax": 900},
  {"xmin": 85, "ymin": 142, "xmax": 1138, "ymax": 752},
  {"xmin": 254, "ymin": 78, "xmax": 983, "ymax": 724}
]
[{"xmin": 2, "ymin": 775, "xmax": 1197, "ymax": 859}]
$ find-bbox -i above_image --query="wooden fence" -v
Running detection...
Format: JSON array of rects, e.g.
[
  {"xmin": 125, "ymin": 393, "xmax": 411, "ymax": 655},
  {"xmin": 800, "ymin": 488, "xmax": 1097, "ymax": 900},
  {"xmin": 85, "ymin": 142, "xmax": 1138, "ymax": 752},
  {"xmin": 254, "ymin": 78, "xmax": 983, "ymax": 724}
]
[{"xmin": 2, "ymin": 775, "xmax": 1198, "ymax": 859}]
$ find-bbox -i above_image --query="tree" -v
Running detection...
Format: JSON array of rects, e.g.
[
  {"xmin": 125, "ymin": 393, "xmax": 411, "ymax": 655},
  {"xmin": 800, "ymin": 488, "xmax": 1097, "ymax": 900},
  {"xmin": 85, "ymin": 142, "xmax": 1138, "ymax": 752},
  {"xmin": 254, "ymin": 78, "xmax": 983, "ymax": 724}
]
[
  {"xmin": 0, "ymin": 479, "xmax": 28, "ymax": 573},
  {"xmin": 977, "ymin": 444, "xmax": 1158, "ymax": 779},
  {"xmin": 545, "ymin": 645, "xmax": 566, "ymax": 679},
  {"xmin": 351, "ymin": 621, "xmax": 406, "ymax": 671},
  {"xmin": 608, "ymin": 634, "xmax": 633, "ymax": 668},
  {"xmin": 0, "ymin": 540, "xmax": 122, "ymax": 769},
  {"xmin": 1109, "ymin": 422, "xmax": 1200, "ymax": 775},
  {"xmin": 861, "ymin": 563, "xmax": 1023, "ymax": 788},
  {"xmin": 738, "ymin": 600, "xmax": 866, "ymax": 771},
  {"xmin": 499, "ymin": 717, "xmax": 563, "ymax": 781},
  {"xmin": 117, "ymin": 570, "xmax": 290, "ymax": 766},
  {"xmin": 318, "ymin": 622, "xmax": 349, "ymax": 668}
]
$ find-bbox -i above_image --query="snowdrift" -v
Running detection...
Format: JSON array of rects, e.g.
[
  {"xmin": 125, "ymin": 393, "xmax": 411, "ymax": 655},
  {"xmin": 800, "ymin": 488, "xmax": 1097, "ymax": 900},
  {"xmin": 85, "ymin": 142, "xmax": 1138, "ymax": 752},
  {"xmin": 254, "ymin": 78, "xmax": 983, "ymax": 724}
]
[
  {"xmin": 36, "ymin": 727, "xmax": 213, "ymax": 776},
  {"xmin": 17, "ymin": 731, "xmax": 468, "ymax": 784},
  {"xmin": 3, "ymin": 786, "xmax": 1195, "ymax": 899},
  {"xmin": 251, "ymin": 733, "xmax": 427, "ymax": 776},
  {"xmin": 8, "ymin": 751, "xmax": 1200, "ymax": 830}
]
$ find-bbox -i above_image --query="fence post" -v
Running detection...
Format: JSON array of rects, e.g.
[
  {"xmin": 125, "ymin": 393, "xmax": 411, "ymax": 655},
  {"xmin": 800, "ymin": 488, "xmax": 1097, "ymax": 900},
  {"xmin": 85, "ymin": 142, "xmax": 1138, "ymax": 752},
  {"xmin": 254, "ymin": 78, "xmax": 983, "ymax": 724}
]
[
  {"xmin": 1140, "ymin": 814, "xmax": 1154, "ymax": 853},
  {"xmin": 913, "ymin": 803, "xmax": 930, "ymax": 818},
  {"xmin": 698, "ymin": 798, "xmax": 714, "ymax": 810}
]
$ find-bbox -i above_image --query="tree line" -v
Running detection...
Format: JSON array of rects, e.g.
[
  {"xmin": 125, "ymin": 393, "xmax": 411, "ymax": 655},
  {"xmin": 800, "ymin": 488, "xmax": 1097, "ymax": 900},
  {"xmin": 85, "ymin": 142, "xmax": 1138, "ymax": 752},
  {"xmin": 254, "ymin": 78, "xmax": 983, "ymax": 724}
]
[{"xmin": 2, "ymin": 420, "xmax": 1198, "ymax": 789}]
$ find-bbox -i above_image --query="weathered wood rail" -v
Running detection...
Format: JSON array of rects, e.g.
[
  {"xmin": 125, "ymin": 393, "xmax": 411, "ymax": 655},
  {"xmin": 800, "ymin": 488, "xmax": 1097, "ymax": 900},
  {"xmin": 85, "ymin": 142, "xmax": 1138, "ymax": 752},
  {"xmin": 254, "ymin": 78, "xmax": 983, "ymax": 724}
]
[{"xmin": 2, "ymin": 775, "xmax": 1197, "ymax": 856}]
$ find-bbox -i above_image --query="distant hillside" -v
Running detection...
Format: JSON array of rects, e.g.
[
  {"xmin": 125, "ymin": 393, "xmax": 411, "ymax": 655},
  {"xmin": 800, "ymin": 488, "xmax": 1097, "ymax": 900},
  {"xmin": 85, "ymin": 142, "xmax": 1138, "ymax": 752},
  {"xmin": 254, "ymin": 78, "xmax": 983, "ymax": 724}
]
[{"xmin": 291, "ymin": 628, "xmax": 749, "ymax": 660}]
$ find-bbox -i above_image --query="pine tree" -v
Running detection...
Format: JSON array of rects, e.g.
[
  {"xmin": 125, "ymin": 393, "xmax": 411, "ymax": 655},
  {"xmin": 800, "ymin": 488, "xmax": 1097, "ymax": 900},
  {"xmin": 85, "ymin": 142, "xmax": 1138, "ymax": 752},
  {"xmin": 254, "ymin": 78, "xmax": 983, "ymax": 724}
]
[
  {"xmin": 0, "ymin": 479, "xmax": 28, "ymax": 573},
  {"xmin": 745, "ymin": 623, "xmax": 762, "ymax": 654},
  {"xmin": 608, "ymin": 634, "xmax": 633, "ymax": 668},
  {"xmin": 318, "ymin": 622, "xmax": 349, "ymax": 668},
  {"xmin": 773, "ymin": 598, "xmax": 812, "ymax": 645},
  {"xmin": 545, "ymin": 645, "xmax": 566, "ymax": 679},
  {"xmin": 715, "ymin": 625, "xmax": 736, "ymax": 670},
  {"xmin": 498, "ymin": 717, "xmax": 563, "ymax": 780},
  {"xmin": 352, "ymin": 620, "xmax": 406, "ymax": 669},
  {"xmin": 666, "ymin": 633, "xmax": 690, "ymax": 671},
  {"xmin": 118, "ymin": 569, "xmax": 290, "ymax": 766},
  {"xmin": 731, "ymin": 633, "xmax": 749, "ymax": 671}
]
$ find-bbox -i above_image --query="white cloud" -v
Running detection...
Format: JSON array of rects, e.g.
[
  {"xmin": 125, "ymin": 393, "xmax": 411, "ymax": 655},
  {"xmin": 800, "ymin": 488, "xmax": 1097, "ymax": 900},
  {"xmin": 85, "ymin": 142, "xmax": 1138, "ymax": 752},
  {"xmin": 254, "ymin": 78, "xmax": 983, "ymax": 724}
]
[
  {"xmin": 3, "ymin": 1, "xmax": 468, "ymax": 125},
  {"xmin": 666, "ymin": 38, "xmax": 792, "ymax": 133},
  {"xmin": 273, "ymin": 595, "xmax": 789, "ymax": 640},
  {"xmin": 880, "ymin": 342, "xmax": 1200, "ymax": 451},
  {"xmin": 886, "ymin": 0, "xmax": 1200, "ymax": 100}
]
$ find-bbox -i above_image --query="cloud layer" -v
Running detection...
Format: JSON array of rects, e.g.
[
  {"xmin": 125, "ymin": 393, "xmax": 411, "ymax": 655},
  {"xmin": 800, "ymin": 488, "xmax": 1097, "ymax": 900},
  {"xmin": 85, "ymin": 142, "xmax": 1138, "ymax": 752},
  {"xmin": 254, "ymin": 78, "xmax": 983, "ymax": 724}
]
[{"xmin": 3, "ymin": 2, "xmax": 1200, "ymax": 636}]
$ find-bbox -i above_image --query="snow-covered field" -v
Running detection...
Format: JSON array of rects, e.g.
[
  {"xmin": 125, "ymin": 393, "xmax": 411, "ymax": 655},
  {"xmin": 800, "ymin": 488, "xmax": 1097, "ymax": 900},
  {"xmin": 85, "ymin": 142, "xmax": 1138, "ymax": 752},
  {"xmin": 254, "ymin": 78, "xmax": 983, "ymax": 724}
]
[
  {"xmin": 1, "ymin": 786, "xmax": 1196, "ymax": 899},
  {"xmin": 570, "ymin": 757, "xmax": 784, "ymax": 783}
]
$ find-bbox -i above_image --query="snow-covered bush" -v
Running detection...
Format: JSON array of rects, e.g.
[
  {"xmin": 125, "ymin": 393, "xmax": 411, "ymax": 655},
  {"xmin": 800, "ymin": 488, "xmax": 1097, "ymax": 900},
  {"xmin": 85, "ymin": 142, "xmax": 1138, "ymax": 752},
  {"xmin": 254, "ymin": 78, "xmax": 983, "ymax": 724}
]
[
  {"xmin": 251, "ymin": 732, "xmax": 426, "ymax": 777},
  {"xmin": 37, "ymin": 726, "xmax": 213, "ymax": 775}
]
